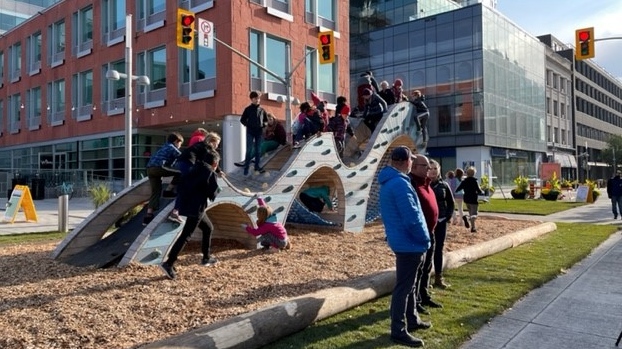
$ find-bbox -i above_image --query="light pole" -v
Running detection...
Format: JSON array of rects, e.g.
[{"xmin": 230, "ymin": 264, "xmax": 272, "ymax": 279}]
[{"xmin": 105, "ymin": 14, "xmax": 150, "ymax": 188}]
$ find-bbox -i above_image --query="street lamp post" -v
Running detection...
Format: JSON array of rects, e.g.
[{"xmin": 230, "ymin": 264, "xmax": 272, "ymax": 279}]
[{"xmin": 105, "ymin": 14, "xmax": 150, "ymax": 189}]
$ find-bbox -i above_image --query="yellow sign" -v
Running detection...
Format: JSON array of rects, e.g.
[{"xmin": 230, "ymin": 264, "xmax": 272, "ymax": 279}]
[{"xmin": 4, "ymin": 185, "xmax": 38, "ymax": 223}]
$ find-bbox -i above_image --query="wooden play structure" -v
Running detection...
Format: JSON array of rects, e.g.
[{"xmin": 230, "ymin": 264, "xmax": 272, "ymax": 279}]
[{"xmin": 52, "ymin": 101, "xmax": 425, "ymax": 267}]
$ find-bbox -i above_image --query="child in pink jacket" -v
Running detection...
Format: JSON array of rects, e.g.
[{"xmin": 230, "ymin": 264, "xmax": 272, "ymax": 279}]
[{"xmin": 244, "ymin": 199, "xmax": 291, "ymax": 251}]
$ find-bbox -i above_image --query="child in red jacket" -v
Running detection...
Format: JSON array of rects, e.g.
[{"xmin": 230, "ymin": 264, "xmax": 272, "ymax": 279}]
[{"xmin": 244, "ymin": 198, "xmax": 291, "ymax": 251}]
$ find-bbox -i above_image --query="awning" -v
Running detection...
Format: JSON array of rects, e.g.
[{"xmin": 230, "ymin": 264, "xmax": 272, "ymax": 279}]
[
  {"xmin": 587, "ymin": 161, "xmax": 609, "ymax": 167},
  {"xmin": 547, "ymin": 152, "xmax": 577, "ymax": 168}
]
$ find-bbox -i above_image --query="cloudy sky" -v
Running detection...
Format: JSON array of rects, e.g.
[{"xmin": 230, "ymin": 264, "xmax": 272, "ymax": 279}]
[{"xmin": 496, "ymin": 0, "xmax": 622, "ymax": 81}]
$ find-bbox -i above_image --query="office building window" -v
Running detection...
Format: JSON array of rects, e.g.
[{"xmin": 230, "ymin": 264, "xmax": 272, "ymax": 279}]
[
  {"xmin": 102, "ymin": 60, "xmax": 126, "ymax": 115},
  {"xmin": 48, "ymin": 20, "xmax": 65, "ymax": 66},
  {"xmin": 0, "ymin": 51, "xmax": 4, "ymax": 87},
  {"xmin": 546, "ymin": 97, "xmax": 550, "ymax": 114},
  {"xmin": 102, "ymin": 0, "xmax": 127, "ymax": 44},
  {"xmin": 72, "ymin": 70, "xmax": 93, "ymax": 121},
  {"xmin": 305, "ymin": 46, "xmax": 336, "ymax": 100},
  {"xmin": 0, "ymin": 99, "xmax": 3, "ymax": 135},
  {"xmin": 9, "ymin": 93, "xmax": 21, "ymax": 134},
  {"xmin": 137, "ymin": 0, "xmax": 165, "ymax": 32},
  {"xmin": 552, "ymin": 73, "xmax": 558, "ymax": 89},
  {"xmin": 249, "ymin": 30, "xmax": 288, "ymax": 95},
  {"xmin": 137, "ymin": 46, "xmax": 166, "ymax": 106},
  {"xmin": 305, "ymin": 0, "xmax": 336, "ymax": 30},
  {"xmin": 27, "ymin": 87, "xmax": 42, "ymax": 130},
  {"xmin": 47, "ymin": 79, "xmax": 66, "ymax": 126},
  {"xmin": 181, "ymin": 43, "xmax": 216, "ymax": 98},
  {"xmin": 9, "ymin": 43, "xmax": 21, "ymax": 82},
  {"xmin": 27, "ymin": 32, "xmax": 42, "ymax": 74},
  {"xmin": 73, "ymin": 6, "xmax": 93, "ymax": 56},
  {"xmin": 553, "ymin": 100, "xmax": 558, "ymax": 116}
]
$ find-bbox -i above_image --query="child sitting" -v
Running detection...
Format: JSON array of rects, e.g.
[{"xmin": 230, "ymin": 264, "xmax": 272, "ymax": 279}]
[{"xmin": 243, "ymin": 198, "xmax": 291, "ymax": 251}]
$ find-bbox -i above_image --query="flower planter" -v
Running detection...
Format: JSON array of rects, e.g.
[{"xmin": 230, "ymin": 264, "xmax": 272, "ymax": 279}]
[
  {"xmin": 542, "ymin": 191, "xmax": 560, "ymax": 201},
  {"xmin": 511, "ymin": 189, "xmax": 528, "ymax": 199}
]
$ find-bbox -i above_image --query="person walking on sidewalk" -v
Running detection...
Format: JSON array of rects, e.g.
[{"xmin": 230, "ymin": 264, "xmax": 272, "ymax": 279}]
[
  {"xmin": 408, "ymin": 154, "xmax": 443, "ymax": 315},
  {"xmin": 429, "ymin": 160, "xmax": 454, "ymax": 289},
  {"xmin": 160, "ymin": 148, "xmax": 221, "ymax": 280},
  {"xmin": 379, "ymin": 146, "xmax": 431, "ymax": 348},
  {"xmin": 455, "ymin": 166, "xmax": 484, "ymax": 233},
  {"xmin": 607, "ymin": 170, "xmax": 622, "ymax": 219}
]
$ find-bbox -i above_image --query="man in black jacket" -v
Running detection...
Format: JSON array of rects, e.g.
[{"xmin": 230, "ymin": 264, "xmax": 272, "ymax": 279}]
[
  {"xmin": 160, "ymin": 148, "xmax": 221, "ymax": 280},
  {"xmin": 240, "ymin": 91, "xmax": 268, "ymax": 176}
]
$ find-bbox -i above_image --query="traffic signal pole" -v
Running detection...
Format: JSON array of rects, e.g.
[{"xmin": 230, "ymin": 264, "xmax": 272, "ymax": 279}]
[{"xmin": 212, "ymin": 36, "xmax": 315, "ymax": 144}]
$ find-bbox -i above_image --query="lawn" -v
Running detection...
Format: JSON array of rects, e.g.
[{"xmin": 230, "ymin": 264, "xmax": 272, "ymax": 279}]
[
  {"xmin": 264, "ymin": 223, "xmax": 617, "ymax": 349},
  {"xmin": 478, "ymin": 198, "xmax": 585, "ymax": 215}
]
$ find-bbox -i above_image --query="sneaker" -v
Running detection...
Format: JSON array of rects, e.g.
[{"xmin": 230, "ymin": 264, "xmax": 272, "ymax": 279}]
[
  {"xmin": 416, "ymin": 303, "xmax": 429, "ymax": 315},
  {"xmin": 293, "ymin": 142, "xmax": 302, "ymax": 149},
  {"xmin": 615, "ymin": 214, "xmax": 618, "ymax": 220},
  {"xmin": 390, "ymin": 333, "xmax": 424, "ymax": 348},
  {"xmin": 421, "ymin": 298, "xmax": 443, "ymax": 308},
  {"xmin": 142, "ymin": 213, "xmax": 154, "ymax": 226},
  {"xmin": 234, "ymin": 161, "xmax": 245, "ymax": 167},
  {"xmin": 160, "ymin": 262, "xmax": 176, "ymax": 279},
  {"xmin": 168, "ymin": 212, "xmax": 184, "ymax": 224},
  {"xmin": 255, "ymin": 167, "xmax": 265, "ymax": 174},
  {"xmin": 462, "ymin": 216, "xmax": 470, "ymax": 228},
  {"xmin": 200, "ymin": 256, "xmax": 218, "ymax": 266},
  {"xmin": 281, "ymin": 241, "xmax": 292, "ymax": 250},
  {"xmin": 162, "ymin": 190, "xmax": 177, "ymax": 198},
  {"xmin": 471, "ymin": 227, "xmax": 477, "ymax": 233},
  {"xmin": 407, "ymin": 320, "xmax": 432, "ymax": 332},
  {"xmin": 433, "ymin": 277, "xmax": 451, "ymax": 289}
]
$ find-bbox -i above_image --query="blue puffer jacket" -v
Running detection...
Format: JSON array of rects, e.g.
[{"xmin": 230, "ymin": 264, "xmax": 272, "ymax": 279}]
[{"xmin": 378, "ymin": 166, "xmax": 430, "ymax": 253}]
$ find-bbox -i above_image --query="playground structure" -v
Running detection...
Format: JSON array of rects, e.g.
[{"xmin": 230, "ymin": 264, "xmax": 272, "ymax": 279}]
[{"xmin": 52, "ymin": 101, "xmax": 425, "ymax": 267}]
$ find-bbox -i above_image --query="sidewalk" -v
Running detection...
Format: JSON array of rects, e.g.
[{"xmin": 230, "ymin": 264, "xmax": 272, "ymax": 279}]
[
  {"xmin": 462, "ymin": 191, "xmax": 622, "ymax": 348},
  {"xmin": 0, "ymin": 197, "xmax": 95, "ymax": 236}
]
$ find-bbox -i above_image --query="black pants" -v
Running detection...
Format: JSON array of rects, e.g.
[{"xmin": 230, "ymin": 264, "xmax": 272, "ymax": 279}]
[
  {"xmin": 416, "ymin": 233, "xmax": 435, "ymax": 303},
  {"xmin": 300, "ymin": 192, "xmax": 325, "ymax": 212},
  {"xmin": 390, "ymin": 252, "xmax": 425, "ymax": 336},
  {"xmin": 165, "ymin": 212, "xmax": 213, "ymax": 265},
  {"xmin": 363, "ymin": 112, "xmax": 383, "ymax": 133}
]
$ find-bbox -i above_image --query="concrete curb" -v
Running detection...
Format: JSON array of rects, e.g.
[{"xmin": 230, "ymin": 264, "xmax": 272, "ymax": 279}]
[{"xmin": 140, "ymin": 222, "xmax": 558, "ymax": 349}]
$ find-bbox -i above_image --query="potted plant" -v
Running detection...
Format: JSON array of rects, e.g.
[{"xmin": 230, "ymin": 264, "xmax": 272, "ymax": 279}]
[
  {"xmin": 586, "ymin": 179, "xmax": 600, "ymax": 202},
  {"xmin": 541, "ymin": 172, "xmax": 561, "ymax": 201},
  {"xmin": 511, "ymin": 175, "xmax": 529, "ymax": 199},
  {"xmin": 480, "ymin": 175, "xmax": 495, "ymax": 197}
]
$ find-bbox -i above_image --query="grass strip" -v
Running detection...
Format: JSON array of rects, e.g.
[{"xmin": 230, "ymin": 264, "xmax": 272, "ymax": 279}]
[
  {"xmin": 264, "ymin": 223, "xmax": 617, "ymax": 349},
  {"xmin": 0, "ymin": 231, "xmax": 66, "ymax": 245},
  {"xmin": 478, "ymin": 198, "xmax": 585, "ymax": 215}
]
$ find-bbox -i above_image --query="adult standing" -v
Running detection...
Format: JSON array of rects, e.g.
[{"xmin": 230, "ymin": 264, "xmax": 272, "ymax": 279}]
[
  {"xmin": 240, "ymin": 91, "xmax": 268, "ymax": 176},
  {"xmin": 408, "ymin": 154, "xmax": 442, "ymax": 314},
  {"xmin": 607, "ymin": 170, "xmax": 622, "ymax": 219},
  {"xmin": 447, "ymin": 168, "xmax": 465, "ymax": 226},
  {"xmin": 428, "ymin": 160, "xmax": 454, "ymax": 289},
  {"xmin": 379, "ymin": 146, "xmax": 431, "ymax": 348}
]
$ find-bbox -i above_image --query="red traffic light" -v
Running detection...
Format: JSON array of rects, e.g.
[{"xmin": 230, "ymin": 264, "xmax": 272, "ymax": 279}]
[
  {"xmin": 319, "ymin": 35, "xmax": 331, "ymax": 45},
  {"xmin": 578, "ymin": 31, "xmax": 590, "ymax": 42},
  {"xmin": 181, "ymin": 14, "xmax": 195, "ymax": 26}
]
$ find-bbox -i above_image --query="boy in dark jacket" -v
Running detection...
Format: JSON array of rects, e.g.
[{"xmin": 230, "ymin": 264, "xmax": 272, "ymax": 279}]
[
  {"xmin": 240, "ymin": 91, "xmax": 268, "ymax": 176},
  {"xmin": 160, "ymin": 148, "xmax": 221, "ymax": 280},
  {"xmin": 455, "ymin": 166, "xmax": 484, "ymax": 233},
  {"xmin": 410, "ymin": 90, "xmax": 430, "ymax": 143}
]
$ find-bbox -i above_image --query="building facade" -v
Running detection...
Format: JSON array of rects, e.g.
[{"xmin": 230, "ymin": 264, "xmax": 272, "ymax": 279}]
[
  {"xmin": 538, "ymin": 34, "xmax": 577, "ymax": 181},
  {"xmin": 350, "ymin": 1, "xmax": 546, "ymax": 184},
  {"xmin": 0, "ymin": 0, "xmax": 350, "ymax": 194}
]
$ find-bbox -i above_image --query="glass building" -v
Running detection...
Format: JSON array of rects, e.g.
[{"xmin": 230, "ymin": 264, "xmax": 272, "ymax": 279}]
[{"xmin": 350, "ymin": 1, "xmax": 547, "ymax": 184}]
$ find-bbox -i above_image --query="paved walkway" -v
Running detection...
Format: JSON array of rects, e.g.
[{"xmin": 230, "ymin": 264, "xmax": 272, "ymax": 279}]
[
  {"xmin": 0, "ymin": 196, "xmax": 95, "ymax": 235},
  {"xmin": 463, "ymin": 190, "xmax": 622, "ymax": 348}
]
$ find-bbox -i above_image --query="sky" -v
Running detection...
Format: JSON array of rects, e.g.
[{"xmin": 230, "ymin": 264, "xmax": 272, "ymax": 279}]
[{"xmin": 496, "ymin": 0, "xmax": 622, "ymax": 81}]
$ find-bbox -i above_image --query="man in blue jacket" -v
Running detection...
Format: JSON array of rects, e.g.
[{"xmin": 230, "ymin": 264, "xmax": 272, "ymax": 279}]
[{"xmin": 379, "ymin": 145, "xmax": 431, "ymax": 348}]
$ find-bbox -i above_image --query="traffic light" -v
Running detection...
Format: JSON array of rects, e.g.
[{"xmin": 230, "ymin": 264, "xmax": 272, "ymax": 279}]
[
  {"xmin": 575, "ymin": 27, "xmax": 594, "ymax": 60},
  {"xmin": 318, "ymin": 31, "xmax": 335, "ymax": 64},
  {"xmin": 176, "ymin": 9, "xmax": 195, "ymax": 50}
]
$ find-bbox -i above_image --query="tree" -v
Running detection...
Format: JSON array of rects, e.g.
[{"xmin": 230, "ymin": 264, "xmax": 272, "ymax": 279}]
[{"xmin": 601, "ymin": 134, "xmax": 622, "ymax": 174}]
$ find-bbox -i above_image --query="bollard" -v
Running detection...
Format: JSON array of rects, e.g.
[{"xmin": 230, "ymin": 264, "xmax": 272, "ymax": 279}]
[{"xmin": 58, "ymin": 194, "xmax": 69, "ymax": 233}]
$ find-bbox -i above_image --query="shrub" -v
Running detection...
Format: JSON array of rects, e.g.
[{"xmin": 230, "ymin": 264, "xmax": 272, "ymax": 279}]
[{"xmin": 513, "ymin": 175, "xmax": 529, "ymax": 193}]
